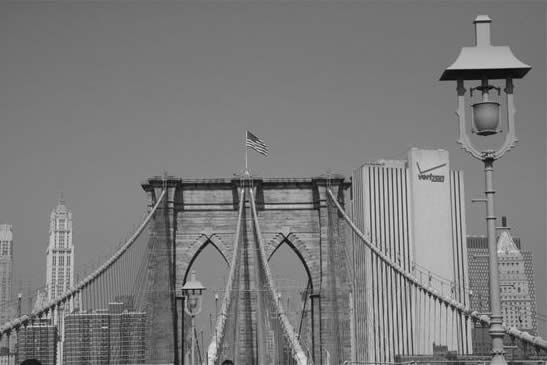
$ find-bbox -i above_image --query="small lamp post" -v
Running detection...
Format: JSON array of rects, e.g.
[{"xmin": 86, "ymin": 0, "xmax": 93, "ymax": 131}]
[
  {"xmin": 440, "ymin": 15, "xmax": 531, "ymax": 365},
  {"xmin": 214, "ymin": 293, "xmax": 219, "ymax": 347},
  {"xmin": 182, "ymin": 270, "xmax": 206, "ymax": 365}
]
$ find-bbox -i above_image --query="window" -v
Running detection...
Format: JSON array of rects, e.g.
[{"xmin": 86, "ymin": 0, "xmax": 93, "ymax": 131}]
[{"xmin": 58, "ymin": 219, "xmax": 65, "ymax": 230}]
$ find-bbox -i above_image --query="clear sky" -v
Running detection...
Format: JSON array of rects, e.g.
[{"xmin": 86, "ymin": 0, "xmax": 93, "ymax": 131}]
[{"xmin": 0, "ymin": 1, "xmax": 545, "ymax": 335}]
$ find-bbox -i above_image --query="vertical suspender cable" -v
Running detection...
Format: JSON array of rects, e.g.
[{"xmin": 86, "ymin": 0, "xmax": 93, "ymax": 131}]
[
  {"xmin": 445, "ymin": 303, "xmax": 449, "ymax": 349},
  {"xmin": 433, "ymin": 297, "xmax": 437, "ymax": 346},
  {"xmin": 99, "ymin": 272, "xmax": 103, "ymax": 309},
  {"xmin": 417, "ymin": 287, "xmax": 422, "ymax": 353},
  {"xmin": 438, "ymin": 300, "xmax": 442, "ymax": 346},
  {"xmin": 0, "ymin": 189, "xmax": 166, "ymax": 345}
]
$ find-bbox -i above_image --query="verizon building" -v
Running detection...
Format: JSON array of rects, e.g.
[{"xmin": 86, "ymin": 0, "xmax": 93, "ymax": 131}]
[{"xmin": 350, "ymin": 148, "xmax": 472, "ymax": 363}]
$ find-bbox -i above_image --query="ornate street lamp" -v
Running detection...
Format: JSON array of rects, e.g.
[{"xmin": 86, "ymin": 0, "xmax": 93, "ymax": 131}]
[
  {"xmin": 182, "ymin": 270, "xmax": 206, "ymax": 365},
  {"xmin": 440, "ymin": 15, "xmax": 531, "ymax": 365}
]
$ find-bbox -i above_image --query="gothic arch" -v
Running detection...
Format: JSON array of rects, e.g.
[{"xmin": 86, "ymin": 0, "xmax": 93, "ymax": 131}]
[
  {"xmin": 267, "ymin": 232, "xmax": 315, "ymax": 291},
  {"xmin": 181, "ymin": 233, "xmax": 230, "ymax": 283}
]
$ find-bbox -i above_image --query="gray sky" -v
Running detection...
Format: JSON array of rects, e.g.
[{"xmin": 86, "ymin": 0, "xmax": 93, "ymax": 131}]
[{"xmin": 0, "ymin": 1, "xmax": 545, "ymax": 335}]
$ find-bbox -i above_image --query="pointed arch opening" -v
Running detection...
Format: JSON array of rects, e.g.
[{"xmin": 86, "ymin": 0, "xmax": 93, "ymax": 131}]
[
  {"xmin": 183, "ymin": 236, "xmax": 229, "ymax": 284},
  {"xmin": 182, "ymin": 237, "xmax": 231, "ymax": 362},
  {"xmin": 268, "ymin": 237, "xmax": 313, "ymax": 354}
]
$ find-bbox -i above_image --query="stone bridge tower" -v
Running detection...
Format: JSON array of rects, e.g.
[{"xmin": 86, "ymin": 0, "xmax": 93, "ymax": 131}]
[{"xmin": 141, "ymin": 176, "xmax": 352, "ymax": 364}]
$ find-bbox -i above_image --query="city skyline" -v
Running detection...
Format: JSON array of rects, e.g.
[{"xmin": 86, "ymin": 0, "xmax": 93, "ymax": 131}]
[{"xmin": 0, "ymin": 0, "xmax": 544, "ymax": 339}]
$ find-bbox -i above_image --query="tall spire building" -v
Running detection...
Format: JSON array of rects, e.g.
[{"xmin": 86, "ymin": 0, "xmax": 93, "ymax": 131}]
[
  {"xmin": 46, "ymin": 197, "xmax": 74, "ymax": 301},
  {"xmin": 45, "ymin": 197, "xmax": 74, "ymax": 365},
  {"xmin": 467, "ymin": 218, "xmax": 537, "ymax": 356},
  {"xmin": 0, "ymin": 224, "xmax": 14, "ymax": 326}
]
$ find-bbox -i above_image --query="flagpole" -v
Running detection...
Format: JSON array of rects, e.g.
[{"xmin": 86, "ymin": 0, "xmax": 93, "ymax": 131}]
[{"xmin": 244, "ymin": 130, "xmax": 248, "ymax": 174}]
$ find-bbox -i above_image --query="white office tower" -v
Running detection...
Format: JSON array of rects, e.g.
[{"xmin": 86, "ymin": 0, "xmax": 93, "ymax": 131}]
[
  {"xmin": 0, "ymin": 225, "xmax": 13, "ymax": 326},
  {"xmin": 45, "ymin": 197, "xmax": 74, "ymax": 365},
  {"xmin": 350, "ymin": 148, "xmax": 472, "ymax": 363}
]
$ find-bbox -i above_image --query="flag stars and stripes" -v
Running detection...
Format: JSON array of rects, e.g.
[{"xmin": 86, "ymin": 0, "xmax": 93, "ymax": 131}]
[{"xmin": 246, "ymin": 131, "xmax": 269, "ymax": 156}]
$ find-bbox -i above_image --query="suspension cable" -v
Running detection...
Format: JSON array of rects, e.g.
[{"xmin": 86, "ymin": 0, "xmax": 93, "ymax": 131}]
[
  {"xmin": 249, "ymin": 187, "xmax": 309, "ymax": 365},
  {"xmin": 0, "ymin": 189, "xmax": 167, "ymax": 337},
  {"xmin": 325, "ymin": 188, "xmax": 547, "ymax": 353},
  {"xmin": 208, "ymin": 188, "xmax": 245, "ymax": 364}
]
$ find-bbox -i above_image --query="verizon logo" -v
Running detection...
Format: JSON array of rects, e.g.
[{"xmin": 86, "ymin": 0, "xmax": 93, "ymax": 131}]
[{"xmin": 416, "ymin": 162, "xmax": 446, "ymax": 183}]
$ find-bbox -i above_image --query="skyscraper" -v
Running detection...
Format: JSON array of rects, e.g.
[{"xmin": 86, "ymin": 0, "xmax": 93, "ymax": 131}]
[
  {"xmin": 467, "ymin": 219, "xmax": 537, "ymax": 357},
  {"xmin": 0, "ymin": 224, "xmax": 14, "ymax": 326},
  {"xmin": 46, "ymin": 197, "xmax": 74, "ymax": 301},
  {"xmin": 350, "ymin": 148, "xmax": 472, "ymax": 363},
  {"xmin": 45, "ymin": 197, "xmax": 74, "ymax": 365}
]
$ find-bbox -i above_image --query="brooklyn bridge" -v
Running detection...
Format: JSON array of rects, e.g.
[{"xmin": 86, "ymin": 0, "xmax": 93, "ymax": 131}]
[
  {"xmin": 2, "ymin": 168, "xmax": 546, "ymax": 364},
  {"xmin": 0, "ymin": 7, "xmax": 543, "ymax": 364}
]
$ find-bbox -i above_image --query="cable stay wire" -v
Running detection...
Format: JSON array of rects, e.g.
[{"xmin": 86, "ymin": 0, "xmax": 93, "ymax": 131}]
[
  {"xmin": 207, "ymin": 188, "xmax": 245, "ymax": 365},
  {"xmin": 325, "ymin": 188, "xmax": 547, "ymax": 354},
  {"xmin": 0, "ymin": 189, "xmax": 167, "ymax": 338},
  {"xmin": 248, "ymin": 187, "xmax": 309, "ymax": 365}
]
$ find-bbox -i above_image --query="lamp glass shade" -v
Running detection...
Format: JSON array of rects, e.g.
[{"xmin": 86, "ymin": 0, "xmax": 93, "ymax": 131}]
[
  {"xmin": 187, "ymin": 297, "xmax": 200, "ymax": 312},
  {"xmin": 472, "ymin": 101, "xmax": 500, "ymax": 136}
]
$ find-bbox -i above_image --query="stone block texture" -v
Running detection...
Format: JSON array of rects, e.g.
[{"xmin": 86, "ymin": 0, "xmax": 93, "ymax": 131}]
[{"xmin": 142, "ymin": 176, "xmax": 352, "ymax": 365}]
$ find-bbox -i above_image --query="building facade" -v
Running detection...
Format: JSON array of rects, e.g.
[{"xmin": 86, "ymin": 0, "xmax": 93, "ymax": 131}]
[
  {"xmin": 63, "ymin": 302, "xmax": 145, "ymax": 365},
  {"xmin": 350, "ymin": 148, "xmax": 472, "ymax": 363},
  {"xmin": 0, "ymin": 355, "xmax": 15, "ymax": 365},
  {"xmin": 16, "ymin": 320, "xmax": 57, "ymax": 365},
  {"xmin": 467, "ymin": 221, "xmax": 537, "ymax": 357},
  {"xmin": 46, "ymin": 197, "xmax": 74, "ymax": 302},
  {"xmin": 0, "ymin": 347, "xmax": 15, "ymax": 365},
  {"xmin": 0, "ymin": 225, "xmax": 14, "ymax": 326},
  {"xmin": 44, "ymin": 197, "xmax": 74, "ymax": 365}
]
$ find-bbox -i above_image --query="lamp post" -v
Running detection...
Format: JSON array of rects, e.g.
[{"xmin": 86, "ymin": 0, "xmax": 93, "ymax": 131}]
[
  {"xmin": 182, "ymin": 270, "xmax": 206, "ymax": 365},
  {"xmin": 440, "ymin": 15, "xmax": 531, "ymax": 365},
  {"xmin": 214, "ymin": 293, "xmax": 219, "ymax": 348}
]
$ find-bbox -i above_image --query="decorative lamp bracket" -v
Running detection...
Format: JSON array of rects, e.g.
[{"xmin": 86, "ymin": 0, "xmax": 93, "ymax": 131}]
[
  {"xmin": 493, "ymin": 79, "xmax": 518, "ymax": 160},
  {"xmin": 470, "ymin": 85, "xmax": 501, "ymax": 98}
]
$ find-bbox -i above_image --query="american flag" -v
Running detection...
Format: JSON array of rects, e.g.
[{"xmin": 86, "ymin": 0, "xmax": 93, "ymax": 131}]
[{"xmin": 246, "ymin": 131, "xmax": 269, "ymax": 156}]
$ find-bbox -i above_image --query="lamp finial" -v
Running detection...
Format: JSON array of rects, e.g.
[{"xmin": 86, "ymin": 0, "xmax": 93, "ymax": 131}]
[{"xmin": 474, "ymin": 15, "xmax": 492, "ymax": 47}]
